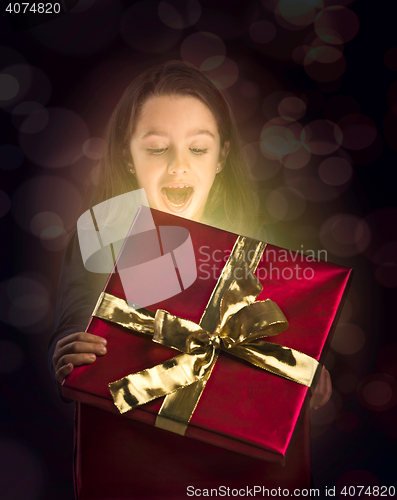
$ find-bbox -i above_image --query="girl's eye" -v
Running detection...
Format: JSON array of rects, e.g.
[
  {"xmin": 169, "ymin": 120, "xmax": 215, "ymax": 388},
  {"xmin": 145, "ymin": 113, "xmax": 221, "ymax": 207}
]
[
  {"xmin": 148, "ymin": 148, "xmax": 167, "ymax": 155},
  {"xmin": 190, "ymin": 148, "xmax": 208, "ymax": 155}
]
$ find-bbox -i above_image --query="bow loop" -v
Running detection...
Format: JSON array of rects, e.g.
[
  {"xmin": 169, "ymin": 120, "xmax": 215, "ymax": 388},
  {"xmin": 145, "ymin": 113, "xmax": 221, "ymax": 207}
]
[{"xmin": 153, "ymin": 309, "xmax": 209, "ymax": 354}]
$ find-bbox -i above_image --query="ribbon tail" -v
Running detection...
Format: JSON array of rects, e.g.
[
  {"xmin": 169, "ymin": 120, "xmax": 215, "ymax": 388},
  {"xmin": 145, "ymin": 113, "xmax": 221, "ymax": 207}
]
[
  {"xmin": 109, "ymin": 353, "xmax": 199, "ymax": 414},
  {"xmin": 230, "ymin": 341, "xmax": 320, "ymax": 389},
  {"xmin": 109, "ymin": 348, "xmax": 217, "ymax": 415},
  {"xmin": 155, "ymin": 357, "xmax": 217, "ymax": 436}
]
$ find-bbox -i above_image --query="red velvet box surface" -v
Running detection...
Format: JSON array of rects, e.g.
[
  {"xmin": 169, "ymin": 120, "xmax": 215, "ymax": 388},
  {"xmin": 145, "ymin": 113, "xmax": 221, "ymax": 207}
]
[{"xmin": 63, "ymin": 207, "xmax": 352, "ymax": 488}]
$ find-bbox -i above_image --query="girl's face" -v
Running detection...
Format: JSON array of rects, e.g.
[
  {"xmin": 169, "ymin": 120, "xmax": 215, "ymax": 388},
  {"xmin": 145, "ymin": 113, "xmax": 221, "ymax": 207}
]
[{"xmin": 129, "ymin": 95, "xmax": 226, "ymax": 221}]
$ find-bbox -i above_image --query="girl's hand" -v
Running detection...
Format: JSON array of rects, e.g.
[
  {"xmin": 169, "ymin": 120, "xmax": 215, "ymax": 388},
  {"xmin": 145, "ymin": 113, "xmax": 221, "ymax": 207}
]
[
  {"xmin": 310, "ymin": 366, "xmax": 332, "ymax": 410},
  {"xmin": 53, "ymin": 332, "xmax": 107, "ymax": 384}
]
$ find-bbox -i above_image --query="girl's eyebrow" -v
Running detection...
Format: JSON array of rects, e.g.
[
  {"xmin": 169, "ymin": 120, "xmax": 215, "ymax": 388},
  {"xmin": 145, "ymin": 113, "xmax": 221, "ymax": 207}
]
[
  {"xmin": 141, "ymin": 129, "xmax": 215, "ymax": 139},
  {"xmin": 187, "ymin": 129, "xmax": 215, "ymax": 139},
  {"xmin": 141, "ymin": 130, "xmax": 168, "ymax": 139}
]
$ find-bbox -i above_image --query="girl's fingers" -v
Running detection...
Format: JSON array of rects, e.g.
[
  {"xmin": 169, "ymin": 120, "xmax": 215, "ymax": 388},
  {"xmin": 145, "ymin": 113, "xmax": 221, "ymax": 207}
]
[
  {"xmin": 57, "ymin": 332, "xmax": 107, "ymax": 349},
  {"xmin": 57, "ymin": 340, "xmax": 107, "ymax": 358},
  {"xmin": 310, "ymin": 366, "xmax": 332, "ymax": 409},
  {"xmin": 55, "ymin": 362, "xmax": 74, "ymax": 384},
  {"xmin": 53, "ymin": 336, "xmax": 107, "ymax": 370},
  {"xmin": 55, "ymin": 352, "xmax": 97, "ymax": 374}
]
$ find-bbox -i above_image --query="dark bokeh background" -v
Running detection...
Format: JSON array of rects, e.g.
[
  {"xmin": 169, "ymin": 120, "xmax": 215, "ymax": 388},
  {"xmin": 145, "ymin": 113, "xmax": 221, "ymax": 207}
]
[{"xmin": 0, "ymin": 1, "xmax": 396, "ymax": 499}]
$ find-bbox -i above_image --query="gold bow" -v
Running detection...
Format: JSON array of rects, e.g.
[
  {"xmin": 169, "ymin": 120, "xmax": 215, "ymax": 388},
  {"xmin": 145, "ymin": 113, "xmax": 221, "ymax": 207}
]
[{"xmin": 92, "ymin": 236, "xmax": 320, "ymax": 436}]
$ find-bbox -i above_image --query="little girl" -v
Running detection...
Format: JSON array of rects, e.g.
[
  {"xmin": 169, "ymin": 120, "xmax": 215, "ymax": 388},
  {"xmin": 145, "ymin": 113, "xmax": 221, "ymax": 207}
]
[{"xmin": 49, "ymin": 61, "xmax": 331, "ymax": 498}]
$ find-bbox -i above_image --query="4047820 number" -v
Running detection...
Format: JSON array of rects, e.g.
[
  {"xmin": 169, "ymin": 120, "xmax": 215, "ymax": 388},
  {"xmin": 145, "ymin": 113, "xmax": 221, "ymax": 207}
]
[{"xmin": 5, "ymin": 3, "xmax": 61, "ymax": 14}]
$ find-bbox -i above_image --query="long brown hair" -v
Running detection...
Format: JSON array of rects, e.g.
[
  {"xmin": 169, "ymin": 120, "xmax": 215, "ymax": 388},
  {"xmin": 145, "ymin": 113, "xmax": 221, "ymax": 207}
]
[{"xmin": 88, "ymin": 60, "xmax": 259, "ymax": 237}]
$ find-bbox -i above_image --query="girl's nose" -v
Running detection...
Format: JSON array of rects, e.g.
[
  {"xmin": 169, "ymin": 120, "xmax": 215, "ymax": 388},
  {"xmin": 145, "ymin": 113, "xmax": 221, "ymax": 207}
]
[{"xmin": 168, "ymin": 151, "xmax": 190, "ymax": 174}]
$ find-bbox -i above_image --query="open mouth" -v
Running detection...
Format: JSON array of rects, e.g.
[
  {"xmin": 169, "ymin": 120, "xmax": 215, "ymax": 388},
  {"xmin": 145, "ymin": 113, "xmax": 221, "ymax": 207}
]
[{"xmin": 161, "ymin": 185, "xmax": 194, "ymax": 212}]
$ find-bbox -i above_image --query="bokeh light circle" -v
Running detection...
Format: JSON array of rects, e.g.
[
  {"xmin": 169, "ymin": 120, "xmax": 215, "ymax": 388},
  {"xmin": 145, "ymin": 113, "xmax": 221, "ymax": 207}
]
[
  {"xmin": 202, "ymin": 57, "xmax": 239, "ymax": 89},
  {"xmin": 30, "ymin": 211, "xmax": 64, "ymax": 240},
  {"xmin": 0, "ymin": 64, "xmax": 51, "ymax": 110},
  {"xmin": 249, "ymin": 20, "xmax": 277, "ymax": 44},
  {"xmin": 12, "ymin": 102, "xmax": 49, "ymax": 134},
  {"xmin": 372, "ymin": 240, "xmax": 397, "ymax": 265},
  {"xmin": 280, "ymin": 147, "xmax": 311, "ymax": 169},
  {"xmin": 305, "ymin": 45, "xmax": 343, "ymax": 64},
  {"xmin": 19, "ymin": 107, "xmax": 90, "ymax": 168},
  {"xmin": 331, "ymin": 323, "xmax": 365, "ymax": 355},
  {"xmin": 0, "ymin": 190, "xmax": 11, "ymax": 218},
  {"xmin": 375, "ymin": 262, "xmax": 397, "ymax": 288},
  {"xmin": 292, "ymin": 44, "xmax": 311, "ymax": 65},
  {"xmin": 358, "ymin": 374, "xmax": 397, "ymax": 412},
  {"xmin": 247, "ymin": 142, "xmax": 282, "ymax": 180},
  {"xmin": 0, "ymin": 74, "xmax": 19, "ymax": 101},
  {"xmin": 0, "ymin": 144, "xmax": 23, "ymax": 170},
  {"xmin": 180, "ymin": 32, "xmax": 226, "ymax": 70},
  {"xmin": 320, "ymin": 214, "xmax": 371, "ymax": 257},
  {"xmin": 259, "ymin": 186, "xmax": 306, "ymax": 222},
  {"xmin": 0, "ymin": 340, "xmax": 24, "ymax": 373},
  {"xmin": 158, "ymin": 0, "xmax": 201, "ymax": 29},
  {"xmin": 278, "ymin": 96, "xmax": 306, "ymax": 121},
  {"xmin": 0, "ymin": 64, "xmax": 31, "ymax": 109},
  {"xmin": 301, "ymin": 119, "xmax": 343, "ymax": 155},
  {"xmin": 82, "ymin": 137, "xmax": 105, "ymax": 160},
  {"xmin": 363, "ymin": 381, "xmax": 393, "ymax": 406},
  {"xmin": 278, "ymin": 0, "xmax": 324, "ymax": 28},
  {"xmin": 337, "ymin": 470, "xmax": 380, "ymax": 495},
  {"xmin": 314, "ymin": 6, "xmax": 360, "ymax": 44},
  {"xmin": 121, "ymin": 2, "xmax": 181, "ymax": 53},
  {"xmin": 263, "ymin": 91, "xmax": 294, "ymax": 120},
  {"xmin": 0, "ymin": 275, "xmax": 51, "ymax": 329},
  {"xmin": 260, "ymin": 121, "xmax": 301, "ymax": 160},
  {"xmin": 318, "ymin": 157, "xmax": 353, "ymax": 186}
]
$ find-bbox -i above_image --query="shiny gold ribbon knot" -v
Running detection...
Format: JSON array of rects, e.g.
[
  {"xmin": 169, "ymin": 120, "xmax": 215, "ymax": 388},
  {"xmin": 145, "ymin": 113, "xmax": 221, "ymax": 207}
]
[{"xmin": 92, "ymin": 236, "xmax": 320, "ymax": 436}]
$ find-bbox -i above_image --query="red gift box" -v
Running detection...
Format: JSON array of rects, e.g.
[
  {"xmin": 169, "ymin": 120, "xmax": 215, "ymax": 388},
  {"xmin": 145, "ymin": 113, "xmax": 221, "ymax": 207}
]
[{"xmin": 63, "ymin": 207, "xmax": 352, "ymax": 499}]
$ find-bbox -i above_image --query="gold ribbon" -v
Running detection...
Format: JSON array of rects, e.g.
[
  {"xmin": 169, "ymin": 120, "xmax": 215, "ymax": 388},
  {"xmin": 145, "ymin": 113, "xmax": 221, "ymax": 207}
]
[{"xmin": 92, "ymin": 236, "xmax": 320, "ymax": 436}]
